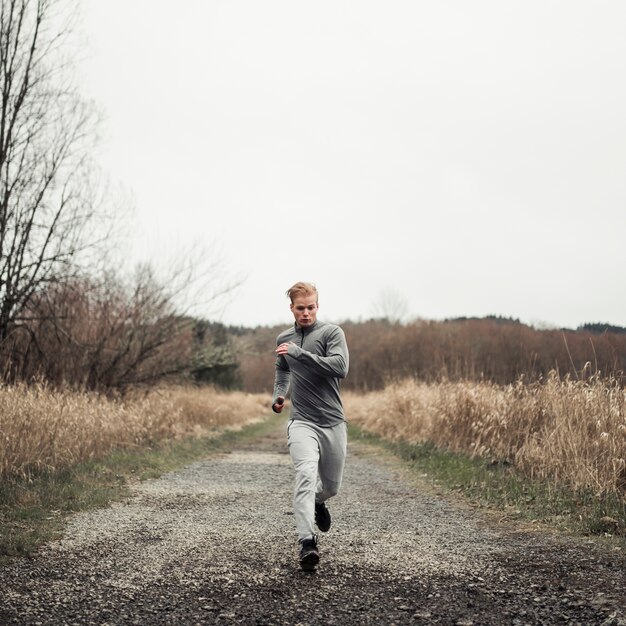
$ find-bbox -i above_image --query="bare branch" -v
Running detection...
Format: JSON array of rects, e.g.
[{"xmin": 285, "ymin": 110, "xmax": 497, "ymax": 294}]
[{"xmin": 0, "ymin": 0, "xmax": 98, "ymax": 344}]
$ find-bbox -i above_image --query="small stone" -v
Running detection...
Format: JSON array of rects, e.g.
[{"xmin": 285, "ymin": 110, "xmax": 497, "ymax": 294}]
[{"xmin": 413, "ymin": 611, "xmax": 432, "ymax": 619}]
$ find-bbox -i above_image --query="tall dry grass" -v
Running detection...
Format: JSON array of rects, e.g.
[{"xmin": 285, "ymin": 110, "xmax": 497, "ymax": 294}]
[
  {"xmin": 0, "ymin": 384, "xmax": 271, "ymax": 479},
  {"xmin": 344, "ymin": 373, "xmax": 626, "ymax": 498}
]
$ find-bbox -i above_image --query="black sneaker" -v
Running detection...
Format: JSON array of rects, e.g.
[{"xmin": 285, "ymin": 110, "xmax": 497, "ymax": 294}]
[
  {"xmin": 315, "ymin": 501, "xmax": 331, "ymax": 532},
  {"xmin": 299, "ymin": 536, "xmax": 319, "ymax": 571}
]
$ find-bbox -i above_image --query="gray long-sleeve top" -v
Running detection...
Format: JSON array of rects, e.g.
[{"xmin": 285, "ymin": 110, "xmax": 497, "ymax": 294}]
[{"xmin": 273, "ymin": 320, "xmax": 349, "ymax": 427}]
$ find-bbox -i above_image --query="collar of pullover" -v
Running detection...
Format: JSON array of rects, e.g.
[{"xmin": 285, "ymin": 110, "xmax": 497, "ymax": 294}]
[{"xmin": 294, "ymin": 320, "xmax": 318, "ymax": 334}]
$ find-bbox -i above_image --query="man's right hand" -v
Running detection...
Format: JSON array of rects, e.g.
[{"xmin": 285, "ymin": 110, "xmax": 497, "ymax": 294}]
[{"xmin": 272, "ymin": 396, "xmax": 285, "ymax": 413}]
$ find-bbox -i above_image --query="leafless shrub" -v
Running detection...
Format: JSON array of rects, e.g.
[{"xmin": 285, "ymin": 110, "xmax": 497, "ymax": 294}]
[{"xmin": 5, "ymin": 252, "xmax": 240, "ymax": 391}]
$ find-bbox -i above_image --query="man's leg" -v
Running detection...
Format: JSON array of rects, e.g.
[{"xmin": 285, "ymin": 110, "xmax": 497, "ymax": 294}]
[
  {"xmin": 287, "ymin": 420, "xmax": 320, "ymax": 541},
  {"xmin": 316, "ymin": 421, "xmax": 348, "ymax": 503}
]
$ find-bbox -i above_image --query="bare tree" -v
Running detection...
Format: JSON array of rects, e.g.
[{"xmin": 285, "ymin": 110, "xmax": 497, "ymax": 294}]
[
  {"xmin": 371, "ymin": 287, "xmax": 411, "ymax": 324},
  {"xmin": 0, "ymin": 1, "xmax": 242, "ymax": 389},
  {"xmin": 0, "ymin": 0, "xmax": 97, "ymax": 347}
]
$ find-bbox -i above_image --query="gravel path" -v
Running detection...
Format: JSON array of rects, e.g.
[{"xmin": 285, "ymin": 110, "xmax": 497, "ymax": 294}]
[{"xmin": 1, "ymin": 422, "xmax": 625, "ymax": 625}]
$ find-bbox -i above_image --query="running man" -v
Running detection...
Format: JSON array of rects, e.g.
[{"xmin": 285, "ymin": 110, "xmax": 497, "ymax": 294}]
[{"xmin": 272, "ymin": 281, "xmax": 349, "ymax": 571}]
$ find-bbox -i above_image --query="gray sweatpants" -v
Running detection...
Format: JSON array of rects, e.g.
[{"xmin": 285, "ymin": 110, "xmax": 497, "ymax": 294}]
[{"xmin": 287, "ymin": 419, "xmax": 347, "ymax": 541}]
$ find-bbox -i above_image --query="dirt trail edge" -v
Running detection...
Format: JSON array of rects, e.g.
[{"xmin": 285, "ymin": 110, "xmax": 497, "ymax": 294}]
[{"xmin": 1, "ymin": 422, "xmax": 625, "ymax": 626}]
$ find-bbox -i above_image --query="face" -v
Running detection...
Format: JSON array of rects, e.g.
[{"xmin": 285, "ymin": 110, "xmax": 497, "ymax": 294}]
[{"xmin": 290, "ymin": 293, "xmax": 318, "ymax": 328}]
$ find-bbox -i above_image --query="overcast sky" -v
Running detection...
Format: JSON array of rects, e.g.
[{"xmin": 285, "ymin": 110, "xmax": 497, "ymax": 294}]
[{"xmin": 76, "ymin": 1, "xmax": 626, "ymax": 329}]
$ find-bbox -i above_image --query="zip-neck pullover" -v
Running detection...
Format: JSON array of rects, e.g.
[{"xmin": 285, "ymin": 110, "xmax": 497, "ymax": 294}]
[{"xmin": 273, "ymin": 320, "xmax": 349, "ymax": 427}]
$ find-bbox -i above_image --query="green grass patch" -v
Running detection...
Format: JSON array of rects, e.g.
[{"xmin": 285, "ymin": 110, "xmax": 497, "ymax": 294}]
[
  {"xmin": 0, "ymin": 414, "xmax": 281, "ymax": 564},
  {"xmin": 348, "ymin": 423, "xmax": 626, "ymax": 546}
]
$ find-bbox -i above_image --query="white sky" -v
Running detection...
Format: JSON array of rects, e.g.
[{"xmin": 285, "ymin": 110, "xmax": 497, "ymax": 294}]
[{"xmin": 75, "ymin": 1, "xmax": 626, "ymax": 329}]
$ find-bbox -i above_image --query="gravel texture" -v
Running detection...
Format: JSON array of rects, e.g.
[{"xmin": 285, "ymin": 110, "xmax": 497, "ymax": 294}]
[{"xmin": 1, "ymin": 422, "xmax": 625, "ymax": 625}]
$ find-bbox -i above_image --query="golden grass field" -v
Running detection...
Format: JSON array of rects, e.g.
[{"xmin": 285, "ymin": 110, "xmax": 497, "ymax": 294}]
[
  {"xmin": 344, "ymin": 373, "xmax": 626, "ymax": 499},
  {"xmin": 2, "ymin": 375, "xmax": 625, "ymax": 502},
  {"xmin": 0, "ymin": 384, "xmax": 272, "ymax": 480}
]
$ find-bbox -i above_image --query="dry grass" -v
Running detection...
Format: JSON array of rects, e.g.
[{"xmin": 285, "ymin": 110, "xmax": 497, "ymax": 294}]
[
  {"xmin": 0, "ymin": 383, "xmax": 271, "ymax": 480},
  {"xmin": 344, "ymin": 373, "xmax": 626, "ymax": 499}
]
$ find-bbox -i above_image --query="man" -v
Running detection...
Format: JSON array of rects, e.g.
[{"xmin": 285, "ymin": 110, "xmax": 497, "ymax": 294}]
[{"xmin": 272, "ymin": 281, "xmax": 349, "ymax": 572}]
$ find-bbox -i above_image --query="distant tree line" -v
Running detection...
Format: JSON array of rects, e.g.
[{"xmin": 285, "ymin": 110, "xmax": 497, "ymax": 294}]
[
  {"xmin": 233, "ymin": 318, "xmax": 626, "ymax": 393},
  {"xmin": 578, "ymin": 322, "xmax": 626, "ymax": 335}
]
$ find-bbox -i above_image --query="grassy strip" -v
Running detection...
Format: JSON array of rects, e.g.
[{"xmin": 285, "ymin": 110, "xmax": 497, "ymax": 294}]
[
  {"xmin": 348, "ymin": 423, "xmax": 626, "ymax": 547},
  {"xmin": 0, "ymin": 414, "xmax": 282, "ymax": 564}
]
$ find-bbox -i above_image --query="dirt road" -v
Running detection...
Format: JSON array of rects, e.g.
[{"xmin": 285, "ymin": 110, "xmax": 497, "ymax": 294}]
[{"xmin": 1, "ymin": 422, "xmax": 625, "ymax": 625}]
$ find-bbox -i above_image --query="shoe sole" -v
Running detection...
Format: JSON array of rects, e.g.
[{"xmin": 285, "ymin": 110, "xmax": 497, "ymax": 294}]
[{"xmin": 299, "ymin": 551, "xmax": 320, "ymax": 572}]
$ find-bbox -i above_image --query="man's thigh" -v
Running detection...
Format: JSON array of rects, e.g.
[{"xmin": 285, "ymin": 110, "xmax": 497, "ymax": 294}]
[
  {"xmin": 287, "ymin": 420, "xmax": 320, "ymax": 468},
  {"xmin": 317, "ymin": 421, "xmax": 347, "ymax": 483}
]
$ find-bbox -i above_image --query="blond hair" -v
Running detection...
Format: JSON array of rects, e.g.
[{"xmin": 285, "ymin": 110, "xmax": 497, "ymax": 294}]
[{"xmin": 286, "ymin": 281, "xmax": 318, "ymax": 303}]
